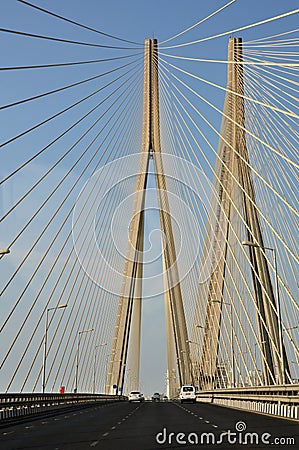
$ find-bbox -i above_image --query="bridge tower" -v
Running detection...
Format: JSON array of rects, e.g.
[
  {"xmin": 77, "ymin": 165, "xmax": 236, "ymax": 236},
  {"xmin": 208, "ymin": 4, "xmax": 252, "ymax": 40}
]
[
  {"xmin": 200, "ymin": 38, "xmax": 289, "ymax": 388},
  {"xmin": 106, "ymin": 39, "xmax": 193, "ymax": 396}
]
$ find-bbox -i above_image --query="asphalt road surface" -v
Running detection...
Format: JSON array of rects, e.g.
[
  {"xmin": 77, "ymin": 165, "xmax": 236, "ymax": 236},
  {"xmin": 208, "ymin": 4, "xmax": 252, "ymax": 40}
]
[{"xmin": 0, "ymin": 401, "xmax": 297, "ymax": 449}]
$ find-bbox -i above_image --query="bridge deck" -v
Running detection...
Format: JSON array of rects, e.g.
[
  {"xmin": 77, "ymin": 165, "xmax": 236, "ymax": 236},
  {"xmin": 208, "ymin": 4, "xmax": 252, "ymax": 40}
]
[{"xmin": 0, "ymin": 401, "xmax": 298, "ymax": 449}]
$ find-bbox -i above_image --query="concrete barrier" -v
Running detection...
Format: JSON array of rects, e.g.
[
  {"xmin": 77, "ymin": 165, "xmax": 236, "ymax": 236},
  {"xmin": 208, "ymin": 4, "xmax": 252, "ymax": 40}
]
[
  {"xmin": 197, "ymin": 388, "xmax": 299, "ymax": 421},
  {"xmin": 0, "ymin": 393, "xmax": 127, "ymax": 423}
]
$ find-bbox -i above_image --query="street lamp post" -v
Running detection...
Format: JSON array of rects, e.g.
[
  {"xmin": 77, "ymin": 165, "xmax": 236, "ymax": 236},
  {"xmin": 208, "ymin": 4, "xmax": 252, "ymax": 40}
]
[
  {"xmin": 223, "ymin": 302, "xmax": 235, "ymax": 388},
  {"xmin": 42, "ymin": 304, "xmax": 67, "ymax": 393},
  {"xmin": 93, "ymin": 343, "xmax": 107, "ymax": 394},
  {"xmin": 290, "ymin": 361, "xmax": 298, "ymax": 383},
  {"xmin": 105, "ymin": 354, "xmax": 111, "ymax": 394},
  {"xmin": 283, "ymin": 325, "xmax": 298, "ymax": 338},
  {"xmin": 211, "ymin": 300, "xmax": 235, "ymax": 388},
  {"xmin": 254, "ymin": 340, "xmax": 266, "ymax": 385},
  {"xmin": 186, "ymin": 339, "xmax": 200, "ymax": 389},
  {"xmin": 0, "ymin": 248, "xmax": 10, "ymax": 255},
  {"xmin": 126, "ymin": 368, "xmax": 132, "ymax": 394},
  {"xmin": 242, "ymin": 240, "xmax": 285, "ymax": 384},
  {"xmin": 194, "ymin": 324, "xmax": 205, "ymax": 389},
  {"xmin": 254, "ymin": 340, "xmax": 266, "ymax": 362},
  {"xmin": 74, "ymin": 328, "xmax": 94, "ymax": 393},
  {"xmin": 237, "ymin": 351, "xmax": 248, "ymax": 386},
  {"xmin": 284, "ymin": 327, "xmax": 298, "ymax": 383},
  {"xmin": 195, "ymin": 324, "xmax": 212, "ymax": 389},
  {"xmin": 180, "ymin": 350, "xmax": 187, "ymax": 385},
  {"xmin": 228, "ymin": 304, "xmax": 235, "ymax": 388}
]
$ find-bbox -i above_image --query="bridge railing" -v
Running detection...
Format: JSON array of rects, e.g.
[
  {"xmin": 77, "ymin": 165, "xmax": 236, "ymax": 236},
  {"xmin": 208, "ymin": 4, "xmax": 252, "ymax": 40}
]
[
  {"xmin": 0, "ymin": 393, "xmax": 127, "ymax": 423},
  {"xmin": 196, "ymin": 384, "xmax": 299, "ymax": 420}
]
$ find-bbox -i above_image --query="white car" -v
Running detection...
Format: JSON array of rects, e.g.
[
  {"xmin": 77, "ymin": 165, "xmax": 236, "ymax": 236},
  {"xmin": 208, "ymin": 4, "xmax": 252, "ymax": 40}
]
[
  {"xmin": 128, "ymin": 391, "xmax": 144, "ymax": 402},
  {"xmin": 179, "ymin": 385, "xmax": 196, "ymax": 404}
]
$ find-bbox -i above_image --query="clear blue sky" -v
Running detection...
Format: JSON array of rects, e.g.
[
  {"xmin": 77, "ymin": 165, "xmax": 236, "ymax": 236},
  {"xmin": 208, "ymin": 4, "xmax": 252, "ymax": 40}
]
[
  {"xmin": 1, "ymin": 0, "xmax": 298, "ymax": 395},
  {"xmin": 2, "ymin": 1, "xmax": 298, "ymax": 49}
]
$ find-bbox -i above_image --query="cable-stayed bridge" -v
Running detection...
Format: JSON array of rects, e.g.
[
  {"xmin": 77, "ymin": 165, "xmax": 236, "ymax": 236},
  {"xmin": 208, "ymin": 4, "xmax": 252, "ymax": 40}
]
[{"xmin": 0, "ymin": 1, "xmax": 298, "ymax": 445}]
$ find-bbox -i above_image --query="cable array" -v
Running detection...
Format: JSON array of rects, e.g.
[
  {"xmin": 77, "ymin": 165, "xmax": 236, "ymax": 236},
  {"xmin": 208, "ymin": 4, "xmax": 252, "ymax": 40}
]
[
  {"xmin": 0, "ymin": 1, "xmax": 298, "ymax": 393},
  {"xmin": 158, "ymin": 13, "xmax": 298, "ymax": 387},
  {"xmin": 0, "ymin": 2, "xmax": 144, "ymax": 394}
]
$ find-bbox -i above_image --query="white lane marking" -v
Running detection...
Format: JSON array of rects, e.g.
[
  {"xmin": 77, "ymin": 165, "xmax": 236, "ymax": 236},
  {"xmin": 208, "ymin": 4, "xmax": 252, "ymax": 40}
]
[
  {"xmin": 41, "ymin": 421, "xmax": 49, "ymax": 424},
  {"xmin": 3, "ymin": 431, "xmax": 15, "ymax": 435},
  {"xmin": 99, "ymin": 401, "xmax": 142, "ymax": 438},
  {"xmin": 205, "ymin": 420, "xmax": 210, "ymax": 423},
  {"xmin": 199, "ymin": 417, "xmax": 203, "ymax": 419},
  {"xmin": 25, "ymin": 426, "xmax": 34, "ymax": 429},
  {"xmin": 90, "ymin": 441, "xmax": 99, "ymax": 447},
  {"xmin": 212, "ymin": 424, "xmax": 218, "ymax": 428}
]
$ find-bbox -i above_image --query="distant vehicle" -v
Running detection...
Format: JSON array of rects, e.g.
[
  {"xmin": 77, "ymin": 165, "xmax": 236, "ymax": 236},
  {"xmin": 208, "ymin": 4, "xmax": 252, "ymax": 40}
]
[
  {"xmin": 162, "ymin": 395, "xmax": 168, "ymax": 401},
  {"xmin": 128, "ymin": 391, "xmax": 144, "ymax": 402},
  {"xmin": 151, "ymin": 392, "xmax": 160, "ymax": 402},
  {"xmin": 179, "ymin": 385, "xmax": 196, "ymax": 404}
]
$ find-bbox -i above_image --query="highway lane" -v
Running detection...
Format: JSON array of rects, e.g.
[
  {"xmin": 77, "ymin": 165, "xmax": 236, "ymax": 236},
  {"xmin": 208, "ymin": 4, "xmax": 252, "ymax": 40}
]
[{"xmin": 0, "ymin": 401, "xmax": 297, "ymax": 449}]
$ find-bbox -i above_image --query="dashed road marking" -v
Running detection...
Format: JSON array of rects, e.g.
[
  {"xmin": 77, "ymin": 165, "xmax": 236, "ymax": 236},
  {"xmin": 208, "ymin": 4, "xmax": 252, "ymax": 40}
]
[
  {"xmin": 3, "ymin": 431, "xmax": 15, "ymax": 435},
  {"xmin": 212, "ymin": 424, "xmax": 218, "ymax": 428},
  {"xmin": 25, "ymin": 426, "xmax": 34, "ymax": 429},
  {"xmin": 205, "ymin": 420, "xmax": 210, "ymax": 423},
  {"xmin": 97, "ymin": 399, "xmax": 143, "ymax": 440},
  {"xmin": 90, "ymin": 441, "xmax": 99, "ymax": 447}
]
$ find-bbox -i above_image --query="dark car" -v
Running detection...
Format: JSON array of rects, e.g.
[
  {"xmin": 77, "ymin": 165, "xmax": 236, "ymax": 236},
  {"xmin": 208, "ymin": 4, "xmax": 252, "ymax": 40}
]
[{"xmin": 152, "ymin": 392, "xmax": 160, "ymax": 401}]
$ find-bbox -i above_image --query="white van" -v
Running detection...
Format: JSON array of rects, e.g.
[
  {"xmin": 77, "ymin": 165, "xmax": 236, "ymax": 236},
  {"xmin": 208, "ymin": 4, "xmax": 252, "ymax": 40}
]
[{"xmin": 179, "ymin": 385, "xmax": 196, "ymax": 403}]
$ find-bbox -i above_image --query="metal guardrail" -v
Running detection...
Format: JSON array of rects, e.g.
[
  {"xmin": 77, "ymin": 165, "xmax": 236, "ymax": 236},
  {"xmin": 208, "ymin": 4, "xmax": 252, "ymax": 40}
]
[
  {"xmin": 0, "ymin": 393, "xmax": 127, "ymax": 423},
  {"xmin": 196, "ymin": 384, "xmax": 299, "ymax": 420}
]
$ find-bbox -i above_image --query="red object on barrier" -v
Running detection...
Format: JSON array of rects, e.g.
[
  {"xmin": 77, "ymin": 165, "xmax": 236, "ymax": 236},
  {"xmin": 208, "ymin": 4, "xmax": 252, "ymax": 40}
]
[{"xmin": 59, "ymin": 386, "xmax": 65, "ymax": 394}]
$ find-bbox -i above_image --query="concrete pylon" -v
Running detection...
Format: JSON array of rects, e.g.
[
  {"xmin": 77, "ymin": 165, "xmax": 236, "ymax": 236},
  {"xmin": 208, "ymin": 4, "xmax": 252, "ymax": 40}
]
[
  {"xmin": 106, "ymin": 39, "xmax": 193, "ymax": 396},
  {"xmin": 228, "ymin": 38, "xmax": 289, "ymax": 385},
  {"xmin": 200, "ymin": 37, "xmax": 289, "ymax": 388}
]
